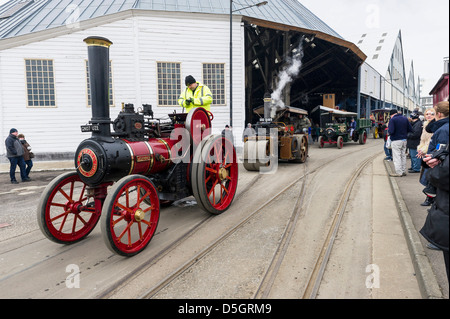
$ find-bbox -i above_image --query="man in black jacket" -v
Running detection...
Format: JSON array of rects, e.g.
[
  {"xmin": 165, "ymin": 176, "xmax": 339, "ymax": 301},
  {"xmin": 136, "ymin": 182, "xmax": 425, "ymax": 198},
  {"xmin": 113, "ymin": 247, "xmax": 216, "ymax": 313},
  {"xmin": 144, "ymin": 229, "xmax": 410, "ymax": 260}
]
[
  {"xmin": 4, "ymin": 128, "xmax": 28, "ymax": 184},
  {"xmin": 420, "ymin": 144, "xmax": 449, "ymax": 282},
  {"xmin": 407, "ymin": 112, "xmax": 423, "ymax": 173}
]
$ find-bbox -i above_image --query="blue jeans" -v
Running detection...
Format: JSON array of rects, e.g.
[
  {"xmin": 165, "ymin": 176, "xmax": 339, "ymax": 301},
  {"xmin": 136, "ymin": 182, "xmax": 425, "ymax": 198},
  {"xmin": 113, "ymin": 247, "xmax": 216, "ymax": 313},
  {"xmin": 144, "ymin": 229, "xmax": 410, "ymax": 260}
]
[
  {"xmin": 384, "ymin": 142, "xmax": 392, "ymax": 159},
  {"xmin": 8, "ymin": 156, "xmax": 27, "ymax": 182},
  {"xmin": 420, "ymin": 167, "xmax": 429, "ymax": 186},
  {"xmin": 409, "ymin": 148, "xmax": 421, "ymax": 172}
]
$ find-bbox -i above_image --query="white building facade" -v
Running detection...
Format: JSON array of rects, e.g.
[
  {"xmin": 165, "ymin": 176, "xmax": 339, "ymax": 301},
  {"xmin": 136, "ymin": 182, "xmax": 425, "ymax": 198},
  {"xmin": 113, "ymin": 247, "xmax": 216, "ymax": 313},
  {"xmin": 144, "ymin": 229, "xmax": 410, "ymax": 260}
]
[
  {"xmin": 1, "ymin": 0, "xmax": 369, "ymax": 161},
  {"xmin": 0, "ymin": 9, "xmax": 245, "ymax": 160}
]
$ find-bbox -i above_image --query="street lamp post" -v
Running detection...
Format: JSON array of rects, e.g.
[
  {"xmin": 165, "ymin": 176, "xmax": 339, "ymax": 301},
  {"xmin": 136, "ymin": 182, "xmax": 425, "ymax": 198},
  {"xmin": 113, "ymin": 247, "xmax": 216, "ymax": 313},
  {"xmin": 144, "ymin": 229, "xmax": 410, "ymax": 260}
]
[
  {"xmin": 229, "ymin": 1, "xmax": 233, "ymax": 127},
  {"xmin": 229, "ymin": 0, "xmax": 268, "ymax": 127}
]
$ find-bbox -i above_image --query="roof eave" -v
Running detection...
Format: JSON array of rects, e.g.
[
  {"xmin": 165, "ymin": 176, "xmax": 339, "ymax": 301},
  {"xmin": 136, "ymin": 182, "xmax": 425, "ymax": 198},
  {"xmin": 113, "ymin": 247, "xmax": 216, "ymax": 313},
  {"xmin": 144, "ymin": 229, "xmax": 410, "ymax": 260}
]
[
  {"xmin": 429, "ymin": 73, "xmax": 450, "ymax": 95},
  {"xmin": 243, "ymin": 16, "xmax": 367, "ymax": 63}
]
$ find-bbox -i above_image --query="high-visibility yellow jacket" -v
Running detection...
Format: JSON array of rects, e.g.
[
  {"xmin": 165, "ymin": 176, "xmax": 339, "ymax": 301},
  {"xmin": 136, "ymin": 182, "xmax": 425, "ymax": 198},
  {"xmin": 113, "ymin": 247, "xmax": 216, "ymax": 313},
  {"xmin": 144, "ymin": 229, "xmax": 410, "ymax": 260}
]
[{"xmin": 178, "ymin": 82, "xmax": 213, "ymax": 112}]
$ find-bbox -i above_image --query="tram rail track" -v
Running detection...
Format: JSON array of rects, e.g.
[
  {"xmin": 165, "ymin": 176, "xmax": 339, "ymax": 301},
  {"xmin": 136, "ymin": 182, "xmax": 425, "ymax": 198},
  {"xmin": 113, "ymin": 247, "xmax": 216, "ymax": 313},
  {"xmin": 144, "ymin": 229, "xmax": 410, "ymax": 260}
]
[
  {"xmin": 254, "ymin": 153, "xmax": 377, "ymax": 299},
  {"xmin": 301, "ymin": 155, "xmax": 375, "ymax": 299},
  {"xmin": 138, "ymin": 168, "xmax": 309, "ymax": 299},
  {"xmin": 98, "ymin": 172, "xmax": 263, "ymax": 298},
  {"xmin": 134, "ymin": 145, "xmax": 382, "ymax": 300},
  {"xmin": 0, "ymin": 142, "xmax": 383, "ymax": 299}
]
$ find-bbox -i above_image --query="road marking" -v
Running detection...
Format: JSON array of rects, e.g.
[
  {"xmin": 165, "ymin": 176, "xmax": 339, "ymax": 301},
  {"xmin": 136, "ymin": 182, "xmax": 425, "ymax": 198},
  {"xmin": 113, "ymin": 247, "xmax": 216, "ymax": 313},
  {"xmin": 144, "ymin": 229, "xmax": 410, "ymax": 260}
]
[{"xmin": 0, "ymin": 185, "xmax": 46, "ymax": 196}]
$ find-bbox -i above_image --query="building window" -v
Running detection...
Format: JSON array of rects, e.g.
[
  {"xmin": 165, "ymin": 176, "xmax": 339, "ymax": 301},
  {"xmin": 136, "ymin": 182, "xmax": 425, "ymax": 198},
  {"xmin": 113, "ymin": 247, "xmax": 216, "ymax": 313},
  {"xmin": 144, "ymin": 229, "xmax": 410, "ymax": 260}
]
[
  {"xmin": 25, "ymin": 59, "xmax": 56, "ymax": 107},
  {"xmin": 157, "ymin": 62, "xmax": 181, "ymax": 106},
  {"xmin": 86, "ymin": 60, "xmax": 114, "ymax": 107},
  {"xmin": 202, "ymin": 63, "xmax": 226, "ymax": 105}
]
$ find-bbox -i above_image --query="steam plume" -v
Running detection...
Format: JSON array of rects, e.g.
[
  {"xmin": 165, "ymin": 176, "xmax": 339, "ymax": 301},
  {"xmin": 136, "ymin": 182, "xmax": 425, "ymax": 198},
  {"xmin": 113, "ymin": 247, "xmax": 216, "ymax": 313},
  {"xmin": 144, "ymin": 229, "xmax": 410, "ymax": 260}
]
[{"xmin": 270, "ymin": 38, "xmax": 305, "ymax": 117}]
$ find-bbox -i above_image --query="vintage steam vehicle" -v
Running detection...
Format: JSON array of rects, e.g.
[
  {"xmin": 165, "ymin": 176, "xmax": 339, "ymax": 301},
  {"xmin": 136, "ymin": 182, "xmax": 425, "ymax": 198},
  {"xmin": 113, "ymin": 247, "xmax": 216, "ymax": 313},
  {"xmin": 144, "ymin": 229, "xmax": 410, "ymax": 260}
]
[
  {"xmin": 371, "ymin": 108, "xmax": 391, "ymax": 139},
  {"xmin": 37, "ymin": 37, "xmax": 238, "ymax": 257},
  {"xmin": 312, "ymin": 105, "xmax": 370, "ymax": 149},
  {"xmin": 242, "ymin": 95, "xmax": 309, "ymax": 171}
]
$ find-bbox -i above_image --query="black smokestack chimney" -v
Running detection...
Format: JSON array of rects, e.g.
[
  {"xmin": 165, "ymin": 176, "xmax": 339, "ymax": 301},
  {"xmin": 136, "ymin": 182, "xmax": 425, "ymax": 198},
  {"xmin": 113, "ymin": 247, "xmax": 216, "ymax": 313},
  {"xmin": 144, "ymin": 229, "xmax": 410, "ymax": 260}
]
[
  {"xmin": 84, "ymin": 36, "xmax": 113, "ymax": 140},
  {"xmin": 263, "ymin": 92, "xmax": 272, "ymax": 120}
]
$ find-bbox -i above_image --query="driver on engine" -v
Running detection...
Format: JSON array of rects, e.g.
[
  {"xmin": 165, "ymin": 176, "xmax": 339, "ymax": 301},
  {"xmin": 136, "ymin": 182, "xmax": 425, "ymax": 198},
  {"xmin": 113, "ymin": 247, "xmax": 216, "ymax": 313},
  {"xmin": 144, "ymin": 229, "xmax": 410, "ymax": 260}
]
[{"xmin": 178, "ymin": 75, "xmax": 213, "ymax": 113}]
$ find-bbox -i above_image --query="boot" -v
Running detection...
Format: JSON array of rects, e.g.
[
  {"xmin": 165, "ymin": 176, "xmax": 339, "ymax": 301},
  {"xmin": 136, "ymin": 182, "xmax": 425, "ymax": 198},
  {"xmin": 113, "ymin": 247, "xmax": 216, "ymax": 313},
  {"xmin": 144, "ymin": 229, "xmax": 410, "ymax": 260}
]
[
  {"xmin": 423, "ymin": 185, "xmax": 437, "ymax": 198},
  {"xmin": 420, "ymin": 196, "xmax": 434, "ymax": 207}
]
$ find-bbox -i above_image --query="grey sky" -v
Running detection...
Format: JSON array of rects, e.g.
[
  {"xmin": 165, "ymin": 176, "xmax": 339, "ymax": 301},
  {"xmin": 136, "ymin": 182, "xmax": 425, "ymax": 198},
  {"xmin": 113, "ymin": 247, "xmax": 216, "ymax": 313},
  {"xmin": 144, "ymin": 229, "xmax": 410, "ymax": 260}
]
[{"xmin": 300, "ymin": 0, "xmax": 449, "ymax": 96}]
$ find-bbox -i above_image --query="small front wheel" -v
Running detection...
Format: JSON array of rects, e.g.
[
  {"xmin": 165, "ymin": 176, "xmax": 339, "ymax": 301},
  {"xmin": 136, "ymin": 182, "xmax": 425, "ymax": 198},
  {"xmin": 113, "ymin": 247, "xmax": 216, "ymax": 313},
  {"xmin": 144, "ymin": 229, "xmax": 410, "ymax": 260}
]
[
  {"xmin": 101, "ymin": 175, "xmax": 160, "ymax": 257},
  {"xmin": 37, "ymin": 172, "xmax": 100, "ymax": 244},
  {"xmin": 337, "ymin": 136, "xmax": 344, "ymax": 149},
  {"xmin": 318, "ymin": 136, "xmax": 324, "ymax": 148}
]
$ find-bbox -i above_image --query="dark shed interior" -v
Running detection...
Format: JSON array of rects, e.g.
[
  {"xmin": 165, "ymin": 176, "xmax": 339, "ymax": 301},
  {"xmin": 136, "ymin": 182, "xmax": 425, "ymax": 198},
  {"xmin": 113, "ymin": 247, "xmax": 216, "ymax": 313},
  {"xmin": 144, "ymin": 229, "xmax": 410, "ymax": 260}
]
[{"xmin": 243, "ymin": 17, "xmax": 366, "ymax": 125}]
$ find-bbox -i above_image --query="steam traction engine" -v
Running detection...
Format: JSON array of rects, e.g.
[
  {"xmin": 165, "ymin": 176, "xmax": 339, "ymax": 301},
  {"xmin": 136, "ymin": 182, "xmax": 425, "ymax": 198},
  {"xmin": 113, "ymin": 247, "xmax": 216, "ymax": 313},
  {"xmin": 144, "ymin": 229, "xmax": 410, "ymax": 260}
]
[
  {"xmin": 243, "ymin": 94, "xmax": 309, "ymax": 171},
  {"xmin": 37, "ymin": 37, "xmax": 238, "ymax": 257}
]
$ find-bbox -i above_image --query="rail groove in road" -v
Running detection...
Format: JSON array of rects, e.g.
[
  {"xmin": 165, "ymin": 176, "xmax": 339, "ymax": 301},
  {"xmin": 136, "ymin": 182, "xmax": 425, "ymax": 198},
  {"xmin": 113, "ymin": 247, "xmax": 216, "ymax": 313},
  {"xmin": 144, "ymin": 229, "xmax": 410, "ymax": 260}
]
[
  {"xmin": 137, "ymin": 145, "xmax": 382, "ymax": 299},
  {"xmin": 1, "ymin": 142, "xmax": 388, "ymax": 299}
]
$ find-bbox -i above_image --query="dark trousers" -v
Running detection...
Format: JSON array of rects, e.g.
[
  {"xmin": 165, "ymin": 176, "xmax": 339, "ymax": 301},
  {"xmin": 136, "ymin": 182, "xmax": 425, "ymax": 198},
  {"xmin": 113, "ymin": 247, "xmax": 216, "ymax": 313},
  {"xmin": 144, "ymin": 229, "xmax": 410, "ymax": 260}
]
[
  {"xmin": 25, "ymin": 159, "xmax": 33, "ymax": 178},
  {"xmin": 8, "ymin": 156, "xmax": 27, "ymax": 182}
]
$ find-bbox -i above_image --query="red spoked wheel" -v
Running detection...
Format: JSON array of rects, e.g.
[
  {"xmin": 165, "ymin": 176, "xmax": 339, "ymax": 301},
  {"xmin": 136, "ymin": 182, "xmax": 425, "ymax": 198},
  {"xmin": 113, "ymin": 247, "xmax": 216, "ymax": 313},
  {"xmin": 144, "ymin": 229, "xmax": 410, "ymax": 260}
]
[
  {"xmin": 318, "ymin": 136, "xmax": 325, "ymax": 148},
  {"xmin": 359, "ymin": 130, "xmax": 368, "ymax": 144},
  {"xmin": 337, "ymin": 136, "xmax": 344, "ymax": 149},
  {"xmin": 101, "ymin": 175, "xmax": 160, "ymax": 257},
  {"xmin": 37, "ymin": 172, "xmax": 100, "ymax": 244},
  {"xmin": 192, "ymin": 135, "xmax": 238, "ymax": 215}
]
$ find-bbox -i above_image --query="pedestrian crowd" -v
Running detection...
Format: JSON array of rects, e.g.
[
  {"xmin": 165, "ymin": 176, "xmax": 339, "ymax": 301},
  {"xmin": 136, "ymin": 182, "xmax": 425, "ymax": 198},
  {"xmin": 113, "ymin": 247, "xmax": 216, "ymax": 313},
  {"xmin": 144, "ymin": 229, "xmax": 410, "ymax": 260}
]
[{"xmin": 385, "ymin": 101, "xmax": 449, "ymax": 283}]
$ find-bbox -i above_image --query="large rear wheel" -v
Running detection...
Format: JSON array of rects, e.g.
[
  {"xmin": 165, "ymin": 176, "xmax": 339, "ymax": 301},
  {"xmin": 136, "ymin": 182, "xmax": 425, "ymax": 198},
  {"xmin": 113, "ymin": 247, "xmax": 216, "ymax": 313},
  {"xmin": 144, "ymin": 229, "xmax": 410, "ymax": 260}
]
[
  {"xmin": 292, "ymin": 135, "xmax": 308, "ymax": 163},
  {"xmin": 359, "ymin": 130, "xmax": 368, "ymax": 144},
  {"xmin": 192, "ymin": 135, "xmax": 238, "ymax": 215}
]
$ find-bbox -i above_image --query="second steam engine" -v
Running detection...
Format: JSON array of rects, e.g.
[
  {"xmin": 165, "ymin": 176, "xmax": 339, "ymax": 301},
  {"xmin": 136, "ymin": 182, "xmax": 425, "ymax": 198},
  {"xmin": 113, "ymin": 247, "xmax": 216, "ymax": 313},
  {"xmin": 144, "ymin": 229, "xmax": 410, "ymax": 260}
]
[{"xmin": 37, "ymin": 37, "xmax": 238, "ymax": 257}]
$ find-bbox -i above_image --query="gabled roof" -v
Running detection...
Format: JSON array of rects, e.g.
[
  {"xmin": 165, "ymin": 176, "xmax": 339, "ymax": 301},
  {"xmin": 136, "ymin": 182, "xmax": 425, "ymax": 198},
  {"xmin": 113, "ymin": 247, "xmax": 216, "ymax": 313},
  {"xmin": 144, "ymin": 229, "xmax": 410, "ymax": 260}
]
[
  {"xmin": 0, "ymin": 0, "xmax": 342, "ymax": 40},
  {"xmin": 406, "ymin": 60, "xmax": 417, "ymax": 97},
  {"xmin": 352, "ymin": 29, "xmax": 401, "ymax": 77}
]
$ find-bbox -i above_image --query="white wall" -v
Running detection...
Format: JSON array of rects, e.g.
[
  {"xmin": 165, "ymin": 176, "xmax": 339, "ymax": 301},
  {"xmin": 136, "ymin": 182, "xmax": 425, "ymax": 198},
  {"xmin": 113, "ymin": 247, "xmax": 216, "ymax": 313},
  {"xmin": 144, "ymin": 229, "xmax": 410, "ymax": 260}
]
[
  {"xmin": 0, "ymin": 10, "xmax": 246, "ymax": 160},
  {"xmin": 360, "ymin": 62, "xmax": 381, "ymax": 99}
]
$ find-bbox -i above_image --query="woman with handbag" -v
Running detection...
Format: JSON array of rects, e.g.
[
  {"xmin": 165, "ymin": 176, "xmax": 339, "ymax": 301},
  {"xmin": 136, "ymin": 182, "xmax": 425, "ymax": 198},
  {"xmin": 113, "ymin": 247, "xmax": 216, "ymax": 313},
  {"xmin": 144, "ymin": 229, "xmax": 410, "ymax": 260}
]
[{"xmin": 18, "ymin": 133, "xmax": 33, "ymax": 180}]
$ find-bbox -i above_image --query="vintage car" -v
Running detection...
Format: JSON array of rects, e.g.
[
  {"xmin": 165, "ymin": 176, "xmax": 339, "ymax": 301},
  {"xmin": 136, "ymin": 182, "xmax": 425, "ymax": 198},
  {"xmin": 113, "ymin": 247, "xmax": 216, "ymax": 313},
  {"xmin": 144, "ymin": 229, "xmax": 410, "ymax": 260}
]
[{"xmin": 312, "ymin": 105, "xmax": 371, "ymax": 149}]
